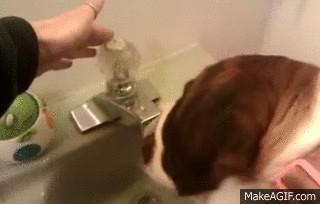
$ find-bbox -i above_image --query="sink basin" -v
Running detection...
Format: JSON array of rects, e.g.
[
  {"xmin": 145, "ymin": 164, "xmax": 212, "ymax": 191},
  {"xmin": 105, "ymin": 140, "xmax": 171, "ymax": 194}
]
[{"xmin": 0, "ymin": 44, "xmax": 214, "ymax": 204}]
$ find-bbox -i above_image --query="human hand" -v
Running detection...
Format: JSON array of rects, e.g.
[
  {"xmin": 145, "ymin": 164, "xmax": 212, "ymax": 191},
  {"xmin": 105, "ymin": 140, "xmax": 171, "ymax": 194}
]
[{"xmin": 32, "ymin": 0, "xmax": 113, "ymax": 76}]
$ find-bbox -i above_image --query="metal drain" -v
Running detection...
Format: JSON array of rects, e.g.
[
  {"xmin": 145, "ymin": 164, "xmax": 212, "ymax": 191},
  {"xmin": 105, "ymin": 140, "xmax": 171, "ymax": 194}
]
[{"xmin": 136, "ymin": 193, "xmax": 161, "ymax": 204}]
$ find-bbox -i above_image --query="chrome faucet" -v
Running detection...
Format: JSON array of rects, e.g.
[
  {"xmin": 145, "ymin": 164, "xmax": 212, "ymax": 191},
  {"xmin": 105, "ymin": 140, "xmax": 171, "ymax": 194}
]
[{"xmin": 70, "ymin": 37, "xmax": 161, "ymax": 133}]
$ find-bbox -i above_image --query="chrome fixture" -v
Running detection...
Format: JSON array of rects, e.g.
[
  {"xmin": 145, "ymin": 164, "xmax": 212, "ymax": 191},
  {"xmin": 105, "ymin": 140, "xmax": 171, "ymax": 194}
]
[{"xmin": 71, "ymin": 37, "xmax": 161, "ymax": 132}]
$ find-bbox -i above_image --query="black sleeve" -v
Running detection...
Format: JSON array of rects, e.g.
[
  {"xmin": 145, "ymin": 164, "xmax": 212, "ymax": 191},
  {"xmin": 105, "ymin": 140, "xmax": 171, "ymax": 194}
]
[{"xmin": 0, "ymin": 17, "xmax": 39, "ymax": 116}]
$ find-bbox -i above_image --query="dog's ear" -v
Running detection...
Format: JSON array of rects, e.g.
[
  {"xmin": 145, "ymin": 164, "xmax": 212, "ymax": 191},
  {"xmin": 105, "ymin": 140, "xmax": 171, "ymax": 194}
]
[
  {"xmin": 162, "ymin": 75, "xmax": 271, "ymax": 195},
  {"xmin": 184, "ymin": 79, "xmax": 194, "ymax": 91},
  {"xmin": 205, "ymin": 64, "xmax": 282, "ymax": 187},
  {"xmin": 210, "ymin": 153, "xmax": 251, "ymax": 184},
  {"xmin": 181, "ymin": 79, "xmax": 195, "ymax": 98},
  {"xmin": 162, "ymin": 56, "xmax": 282, "ymax": 195}
]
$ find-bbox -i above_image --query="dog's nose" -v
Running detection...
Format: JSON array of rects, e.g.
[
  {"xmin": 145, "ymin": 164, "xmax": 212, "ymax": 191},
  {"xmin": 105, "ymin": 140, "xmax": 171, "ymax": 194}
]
[{"xmin": 142, "ymin": 133, "xmax": 155, "ymax": 164}]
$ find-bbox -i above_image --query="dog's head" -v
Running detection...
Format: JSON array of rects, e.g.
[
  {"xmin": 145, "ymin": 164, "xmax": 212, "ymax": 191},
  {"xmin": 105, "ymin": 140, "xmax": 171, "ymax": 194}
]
[{"xmin": 142, "ymin": 55, "xmax": 318, "ymax": 196}]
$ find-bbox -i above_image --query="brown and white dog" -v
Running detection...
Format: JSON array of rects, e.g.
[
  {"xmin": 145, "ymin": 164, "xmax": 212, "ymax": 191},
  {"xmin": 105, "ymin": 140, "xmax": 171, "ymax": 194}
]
[{"xmin": 142, "ymin": 55, "xmax": 320, "ymax": 203}]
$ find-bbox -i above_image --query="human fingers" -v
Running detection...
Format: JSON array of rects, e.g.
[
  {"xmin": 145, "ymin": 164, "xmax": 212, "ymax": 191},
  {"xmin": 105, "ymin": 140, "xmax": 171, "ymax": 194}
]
[
  {"xmin": 48, "ymin": 58, "xmax": 73, "ymax": 71},
  {"xmin": 67, "ymin": 47, "xmax": 97, "ymax": 59},
  {"xmin": 50, "ymin": 0, "xmax": 105, "ymax": 24},
  {"xmin": 86, "ymin": 0, "xmax": 105, "ymax": 13},
  {"xmin": 85, "ymin": 24, "xmax": 113, "ymax": 46},
  {"xmin": 83, "ymin": 0, "xmax": 105, "ymax": 20}
]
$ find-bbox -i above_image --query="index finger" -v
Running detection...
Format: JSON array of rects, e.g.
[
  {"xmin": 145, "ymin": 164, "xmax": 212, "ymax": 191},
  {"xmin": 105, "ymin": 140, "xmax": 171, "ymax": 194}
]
[
  {"xmin": 84, "ymin": 0, "xmax": 105, "ymax": 19},
  {"xmin": 86, "ymin": 0, "xmax": 104, "ymax": 13}
]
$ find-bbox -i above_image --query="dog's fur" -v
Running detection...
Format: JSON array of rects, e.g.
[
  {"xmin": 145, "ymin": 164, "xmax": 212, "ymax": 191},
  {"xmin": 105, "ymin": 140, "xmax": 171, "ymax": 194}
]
[{"xmin": 142, "ymin": 55, "xmax": 320, "ymax": 203}]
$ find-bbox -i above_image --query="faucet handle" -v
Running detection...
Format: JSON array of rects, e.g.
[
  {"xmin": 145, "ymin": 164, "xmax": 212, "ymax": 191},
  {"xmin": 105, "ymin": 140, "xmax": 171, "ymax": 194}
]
[
  {"xmin": 97, "ymin": 36, "xmax": 142, "ymax": 106},
  {"xmin": 98, "ymin": 36, "xmax": 141, "ymax": 81}
]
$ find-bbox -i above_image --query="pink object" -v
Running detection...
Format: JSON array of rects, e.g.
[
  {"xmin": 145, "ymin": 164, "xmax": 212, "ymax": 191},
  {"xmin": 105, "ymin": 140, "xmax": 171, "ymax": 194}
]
[{"xmin": 274, "ymin": 159, "xmax": 320, "ymax": 189}]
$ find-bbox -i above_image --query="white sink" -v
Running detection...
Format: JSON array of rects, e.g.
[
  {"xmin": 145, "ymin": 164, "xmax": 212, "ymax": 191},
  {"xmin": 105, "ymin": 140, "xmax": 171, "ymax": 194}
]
[{"xmin": 0, "ymin": 44, "xmax": 214, "ymax": 204}]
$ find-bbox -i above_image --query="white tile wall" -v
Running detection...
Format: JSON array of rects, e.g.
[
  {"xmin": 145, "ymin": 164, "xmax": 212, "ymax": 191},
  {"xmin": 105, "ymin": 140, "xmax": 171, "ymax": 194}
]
[
  {"xmin": 261, "ymin": 0, "xmax": 320, "ymax": 66},
  {"xmin": 0, "ymin": 0, "xmax": 272, "ymax": 95}
]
